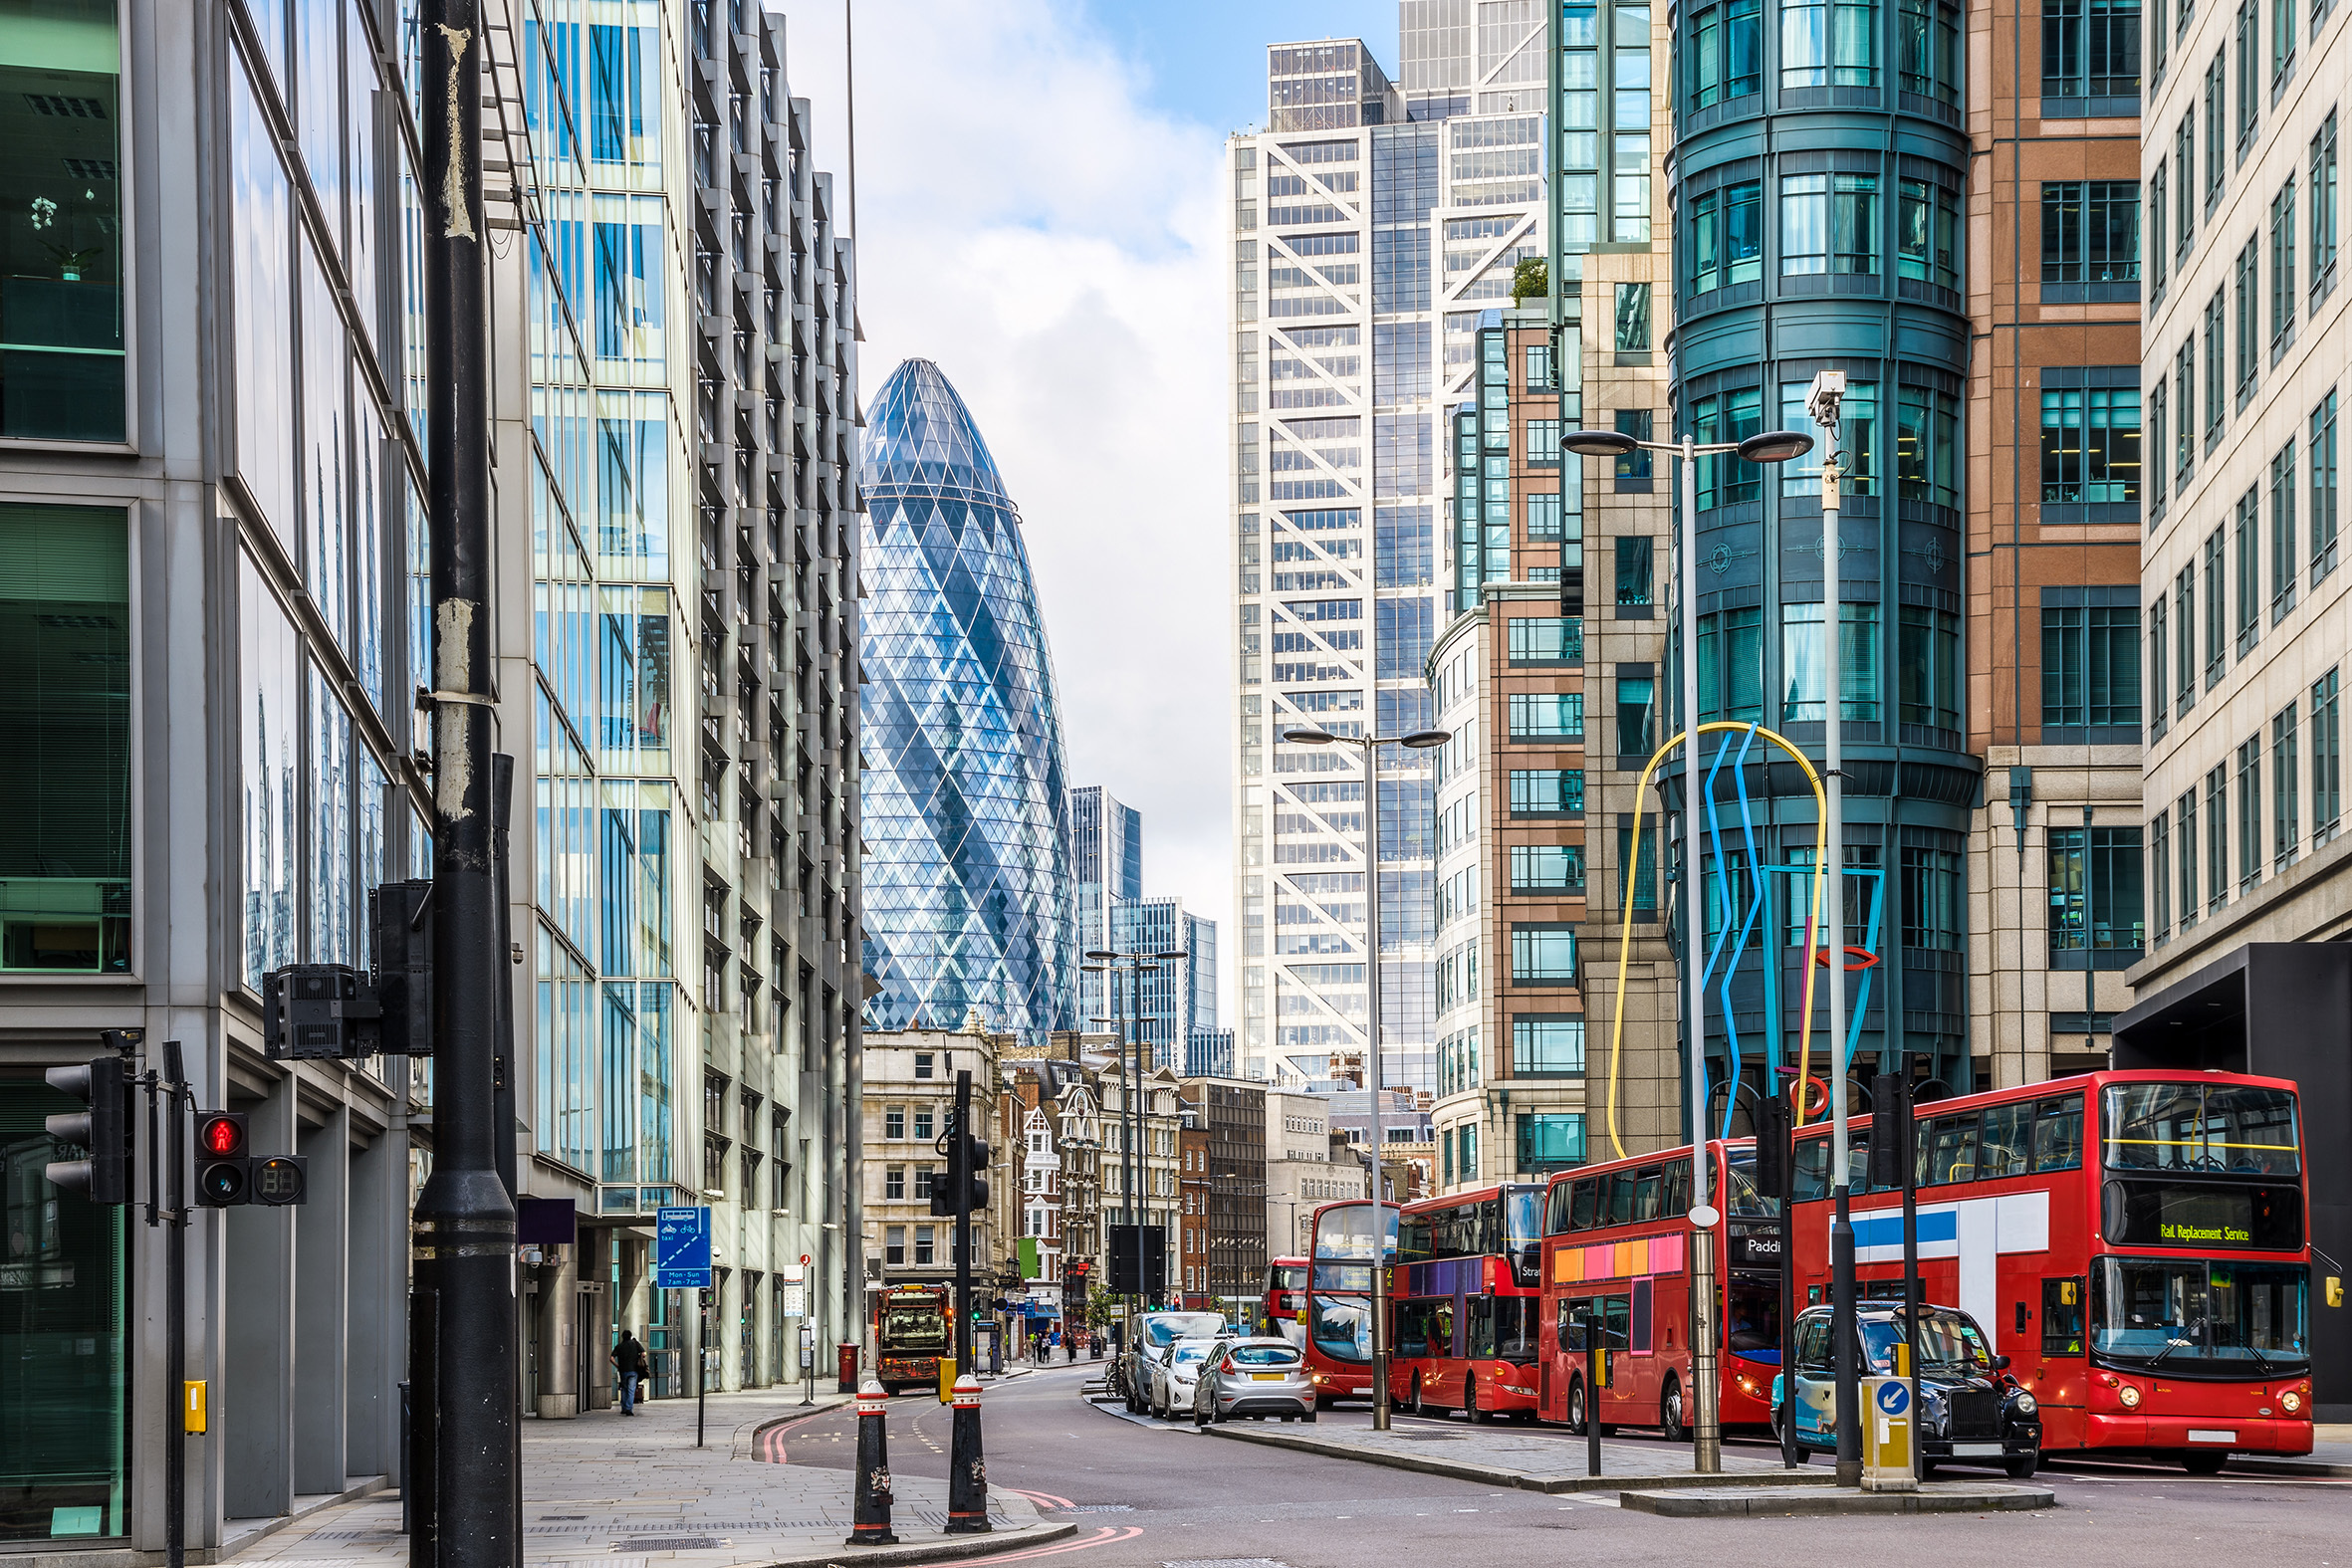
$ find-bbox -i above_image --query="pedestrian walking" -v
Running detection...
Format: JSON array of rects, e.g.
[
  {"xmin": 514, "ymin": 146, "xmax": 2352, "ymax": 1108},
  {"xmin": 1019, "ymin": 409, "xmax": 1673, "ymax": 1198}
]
[{"xmin": 611, "ymin": 1328, "xmax": 649, "ymax": 1415}]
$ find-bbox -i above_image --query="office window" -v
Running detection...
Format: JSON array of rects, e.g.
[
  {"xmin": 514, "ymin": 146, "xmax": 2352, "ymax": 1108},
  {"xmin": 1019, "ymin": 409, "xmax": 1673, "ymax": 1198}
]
[
  {"xmin": 2236, "ymin": 738, "xmax": 2262, "ymax": 893},
  {"xmin": 884, "ymin": 1226, "xmax": 906, "ymax": 1265},
  {"xmin": 2313, "ymin": 389, "xmax": 2339, "ymax": 582},
  {"xmin": 1511, "ymin": 924, "xmax": 1579, "ymax": 983},
  {"xmin": 2043, "ymin": 0, "xmax": 2143, "ymax": 100},
  {"xmin": 915, "ymin": 1226, "xmax": 935, "ymax": 1265},
  {"xmin": 1518, "ymin": 1113, "xmax": 1587, "ymax": 1174},
  {"xmin": 1507, "ymin": 692, "xmax": 1585, "ymax": 740},
  {"xmin": 2151, "ymin": 808, "xmax": 2172, "ymax": 941},
  {"xmin": 2272, "ymin": 177, "xmax": 2298, "ymax": 343},
  {"xmin": 1900, "ymin": 845, "xmax": 1965, "ymax": 951},
  {"xmin": 1614, "ymin": 409, "xmax": 1655, "ymax": 486},
  {"xmin": 2314, "ymin": 113, "xmax": 2340, "ymax": 304},
  {"xmin": 2274, "ymin": 703, "xmax": 2300, "ymax": 870},
  {"xmin": 1512, "ymin": 1016, "xmax": 1587, "ymax": 1077},
  {"xmin": 1897, "ymin": 606, "xmax": 1962, "ymax": 730},
  {"xmin": 2041, "ymin": 599, "xmax": 2140, "ymax": 735},
  {"xmin": 883, "ymin": 1165, "xmax": 905, "ymax": 1200},
  {"xmin": 1525, "ymin": 492, "xmax": 1566, "ymax": 545},
  {"xmin": 1688, "ymin": 181, "xmax": 1765, "ymax": 294},
  {"xmin": 2234, "ymin": 239, "xmax": 2259, "ymax": 397},
  {"xmin": 2274, "ymin": 0, "xmax": 2295, "ymax": 73},
  {"xmin": 2314, "ymin": 669, "xmax": 2343, "ymax": 843},
  {"xmin": 2205, "ymin": 53, "xmax": 2226, "ymax": 196},
  {"xmin": 1693, "ymin": 387, "xmax": 1764, "ymax": 506},
  {"xmin": 1615, "ymin": 536, "xmax": 1655, "ymax": 611},
  {"xmin": 2048, "ymin": 826, "xmax": 2146, "ymax": 958},
  {"xmin": 1780, "ymin": 380, "xmax": 1878, "ymax": 497},
  {"xmin": 2176, "ymin": 112, "xmax": 2197, "ymax": 254},
  {"xmin": 1614, "ymin": 284, "xmax": 1652, "ymax": 350},
  {"xmin": 914, "ymin": 1052, "xmax": 934, "ymax": 1079},
  {"xmin": 2234, "ymin": 487, "xmax": 2261, "ymax": 655},
  {"xmin": 2202, "ymin": 527, "xmax": 2227, "ymax": 685},
  {"xmin": 2149, "ymin": 378, "xmax": 2169, "ymax": 512},
  {"xmin": 1509, "ymin": 615, "xmax": 1582, "ymax": 664},
  {"xmin": 1510, "ymin": 844, "xmax": 1585, "ymax": 895},
  {"xmin": 2173, "ymin": 566, "xmax": 2196, "ymax": 716},
  {"xmin": 2174, "ymin": 338, "xmax": 2197, "ymax": 482},
  {"xmin": 2203, "ymin": 288, "xmax": 2227, "ymax": 440},
  {"xmin": 2177, "ymin": 786, "xmax": 2200, "ymax": 925},
  {"xmin": 1618, "ymin": 820, "xmax": 1660, "ymax": 912},
  {"xmin": 1509, "ymin": 769, "xmax": 1585, "ymax": 817},
  {"xmin": 1898, "ymin": 0, "xmax": 1964, "ymax": 102},
  {"xmin": 1780, "ymin": 602, "xmax": 1882, "ymax": 722},
  {"xmin": 1781, "ymin": 0, "xmax": 1880, "ymax": 86},
  {"xmin": 2235, "ymin": 0, "xmax": 2258, "ymax": 145},
  {"xmin": 2, "ymin": 0, "xmax": 124, "ymax": 440},
  {"xmin": 1526, "ymin": 341, "xmax": 1556, "ymax": 387},
  {"xmin": 2271, "ymin": 439, "xmax": 2298, "ymax": 620},
  {"xmin": 1895, "ymin": 385, "xmax": 1962, "ymax": 508},
  {"xmin": 913, "ymin": 1164, "xmax": 935, "ymax": 1201},
  {"xmin": 2039, "ymin": 385, "xmax": 2141, "ymax": 505},
  {"xmin": 1699, "ymin": 606, "xmax": 1766, "ymax": 722},
  {"xmin": 1687, "ymin": 0, "xmax": 1764, "ymax": 111},
  {"xmin": 2151, "ymin": 160, "xmax": 2170, "ymax": 297},
  {"xmin": 913, "ymin": 1107, "xmax": 934, "ymax": 1140},
  {"xmin": 2039, "ymin": 182, "xmax": 2140, "ymax": 297},
  {"xmin": 2147, "ymin": 593, "xmax": 2168, "ymax": 740},
  {"xmin": 2206, "ymin": 765, "xmax": 2230, "ymax": 910},
  {"xmin": 1899, "ymin": 179, "xmax": 1963, "ymax": 290},
  {"xmin": 1781, "ymin": 172, "xmax": 1880, "ymax": 274},
  {"xmin": 3, "ymin": 505, "xmax": 131, "ymax": 974},
  {"xmin": 1616, "ymin": 672, "xmax": 1656, "ymax": 760},
  {"xmin": 884, "ymin": 1106, "xmax": 905, "ymax": 1140}
]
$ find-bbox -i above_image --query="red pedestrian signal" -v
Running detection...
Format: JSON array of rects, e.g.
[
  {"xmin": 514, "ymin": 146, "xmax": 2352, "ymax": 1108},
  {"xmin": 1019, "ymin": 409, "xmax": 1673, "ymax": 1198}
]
[
  {"xmin": 200, "ymin": 1114, "xmax": 245, "ymax": 1158},
  {"xmin": 195, "ymin": 1112, "xmax": 251, "ymax": 1208}
]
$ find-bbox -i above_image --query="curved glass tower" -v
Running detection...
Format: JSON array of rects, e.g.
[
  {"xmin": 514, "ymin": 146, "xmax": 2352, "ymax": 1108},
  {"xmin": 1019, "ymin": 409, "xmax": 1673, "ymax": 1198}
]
[
  {"xmin": 1668, "ymin": 0, "xmax": 1980, "ymax": 1108},
  {"xmin": 859, "ymin": 359, "xmax": 1076, "ymax": 1045}
]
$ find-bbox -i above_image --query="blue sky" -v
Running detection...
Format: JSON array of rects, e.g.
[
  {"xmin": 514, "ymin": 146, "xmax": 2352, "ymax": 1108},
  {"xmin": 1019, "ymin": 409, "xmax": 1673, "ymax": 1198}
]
[{"xmin": 1080, "ymin": 1, "xmax": 1396, "ymax": 135}]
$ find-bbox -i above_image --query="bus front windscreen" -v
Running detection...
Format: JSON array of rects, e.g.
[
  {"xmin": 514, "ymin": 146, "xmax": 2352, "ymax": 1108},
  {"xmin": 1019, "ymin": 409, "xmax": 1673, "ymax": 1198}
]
[
  {"xmin": 2102, "ymin": 1083, "xmax": 2300, "ymax": 1175},
  {"xmin": 2090, "ymin": 1258, "xmax": 2310, "ymax": 1376},
  {"xmin": 1313, "ymin": 1203, "xmax": 1397, "ymax": 1262},
  {"xmin": 1310, "ymin": 1294, "xmax": 1373, "ymax": 1363}
]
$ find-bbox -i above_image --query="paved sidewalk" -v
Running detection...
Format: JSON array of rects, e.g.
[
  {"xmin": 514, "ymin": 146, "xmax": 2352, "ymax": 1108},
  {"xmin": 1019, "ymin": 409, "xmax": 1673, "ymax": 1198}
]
[
  {"xmin": 222, "ymin": 1387, "xmax": 1070, "ymax": 1568},
  {"xmin": 1192, "ymin": 1412, "xmax": 1834, "ymax": 1494}
]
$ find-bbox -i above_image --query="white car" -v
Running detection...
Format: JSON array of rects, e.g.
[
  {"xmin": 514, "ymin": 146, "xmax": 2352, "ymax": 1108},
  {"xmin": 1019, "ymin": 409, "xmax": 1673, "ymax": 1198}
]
[{"xmin": 1146, "ymin": 1337, "xmax": 1219, "ymax": 1419}]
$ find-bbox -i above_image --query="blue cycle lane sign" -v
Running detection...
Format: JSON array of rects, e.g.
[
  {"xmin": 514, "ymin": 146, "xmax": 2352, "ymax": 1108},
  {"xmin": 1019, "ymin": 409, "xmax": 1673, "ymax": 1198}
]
[{"xmin": 655, "ymin": 1206, "xmax": 712, "ymax": 1289}]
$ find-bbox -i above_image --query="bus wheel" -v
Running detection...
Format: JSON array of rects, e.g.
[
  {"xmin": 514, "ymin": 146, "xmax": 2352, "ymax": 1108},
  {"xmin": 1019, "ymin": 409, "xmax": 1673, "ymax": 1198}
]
[
  {"xmin": 1464, "ymin": 1374, "xmax": 1487, "ymax": 1424},
  {"xmin": 1658, "ymin": 1377, "xmax": 1687, "ymax": 1445},
  {"xmin": 1566, "ymin": 1378, "xmax": 1587, "ymax": 1436},
  {"xmin": 1410, "ymin": 1373, "xmax": 1428, "ymax": 1418},
  {"xmin": 2183, "ymin": 1451, "xmax": 2228, "ymax": 1476}
]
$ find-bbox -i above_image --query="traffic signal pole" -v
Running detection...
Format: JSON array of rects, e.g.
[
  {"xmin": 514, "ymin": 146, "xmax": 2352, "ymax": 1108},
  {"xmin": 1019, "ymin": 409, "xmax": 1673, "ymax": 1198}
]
[
  {"xmin": 955, "ymin": 1071, "xmax": 975, "ymax": 1372},
  {"xmin": 410, "ymin": 0, "xmax": 518, "ymax": 1557},
  {"xmin": 161, "ymin": 1039, "xmax": 187, "ymax": 1568}
]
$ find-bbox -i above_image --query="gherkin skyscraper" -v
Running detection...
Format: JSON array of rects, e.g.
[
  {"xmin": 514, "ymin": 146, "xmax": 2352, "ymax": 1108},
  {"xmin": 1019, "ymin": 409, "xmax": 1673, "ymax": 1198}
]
[{"xmin": 858, "ymin": 359, "xmax": 1075, "ymax": 1045}]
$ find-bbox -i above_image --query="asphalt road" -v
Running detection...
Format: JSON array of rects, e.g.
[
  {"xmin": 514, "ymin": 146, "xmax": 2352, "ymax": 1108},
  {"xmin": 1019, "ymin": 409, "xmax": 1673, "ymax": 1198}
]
[{"xmin": 767, "ymin": 1361, "xmax": 2352, "ymax": 1566}]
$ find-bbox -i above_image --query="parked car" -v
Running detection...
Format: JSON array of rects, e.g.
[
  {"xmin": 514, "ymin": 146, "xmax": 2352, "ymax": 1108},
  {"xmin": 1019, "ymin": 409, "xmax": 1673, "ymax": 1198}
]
[
  {"xmin": 1193, "ymin": 1336, "xmax": 1315, "ymax": 1426},
  {"xmin": 1121, "ymin": 1311, "xmax": 1226, "ymax": 1413},
  {"xmin": 1145, "ymin": 1337, "xmax": 1218, "ymax": 1419},
  {"xmin": 1773, "ymin": 1301, "xmax": 2043, "ymax": 1478}
]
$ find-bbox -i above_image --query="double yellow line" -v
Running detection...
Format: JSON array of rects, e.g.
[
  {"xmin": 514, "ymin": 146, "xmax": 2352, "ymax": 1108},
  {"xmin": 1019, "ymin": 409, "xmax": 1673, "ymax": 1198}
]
[{"xmin": 1604, "ymin": 723, "xmax": 1830, "ymax": 1160}]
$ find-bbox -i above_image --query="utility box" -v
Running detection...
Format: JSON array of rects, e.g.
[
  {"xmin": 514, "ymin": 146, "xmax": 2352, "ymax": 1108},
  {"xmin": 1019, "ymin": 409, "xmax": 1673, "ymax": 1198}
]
[{"xmin": 1861, "ymin": 1376, "xmax": 1917, "ymax": 1491}]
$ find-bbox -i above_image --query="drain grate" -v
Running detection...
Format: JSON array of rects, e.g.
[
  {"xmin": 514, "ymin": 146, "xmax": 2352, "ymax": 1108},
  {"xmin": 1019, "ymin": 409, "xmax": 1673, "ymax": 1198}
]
[
  {"xmin": 1061, "ymin": 1504, "xmax": 1135, "ymax": 1513},
  {"xmin": 612, "ymin": 1539, "xmax": 724, "ymax": 1552},
  {"xmin": 1162, "ymin": 1560, "xmax": 1293, "ymax": 1568}
]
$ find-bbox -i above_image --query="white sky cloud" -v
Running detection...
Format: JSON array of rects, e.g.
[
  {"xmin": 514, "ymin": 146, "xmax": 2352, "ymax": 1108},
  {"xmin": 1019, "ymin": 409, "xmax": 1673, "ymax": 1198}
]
[{"xmin": 779, "ymin": 0, "xmax": 1236, "ymax": 1014}]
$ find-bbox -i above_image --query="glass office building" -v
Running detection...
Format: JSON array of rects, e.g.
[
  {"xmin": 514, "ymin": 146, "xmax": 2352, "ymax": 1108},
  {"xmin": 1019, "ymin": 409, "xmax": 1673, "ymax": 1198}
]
[{"xmin": 860, "ymin": 359, "xmax": 1076, "ymax": 1045}]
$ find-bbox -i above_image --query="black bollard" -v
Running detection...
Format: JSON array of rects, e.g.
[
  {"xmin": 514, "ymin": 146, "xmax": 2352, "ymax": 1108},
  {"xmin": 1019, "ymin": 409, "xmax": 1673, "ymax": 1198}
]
[
  {"xmin": 844, "ymin": 1379, "xmax": 897, "ymax": 1546},
  {"xmin": 945, "ymin": 1374, "xmax": 991, "ymax": 1534}
]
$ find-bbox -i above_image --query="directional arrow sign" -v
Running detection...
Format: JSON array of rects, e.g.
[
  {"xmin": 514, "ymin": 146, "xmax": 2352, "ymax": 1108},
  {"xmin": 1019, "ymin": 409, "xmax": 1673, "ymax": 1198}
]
[{"xmin": 654, "ymin": 1206, "xmax": 712, "ymax": 1289}]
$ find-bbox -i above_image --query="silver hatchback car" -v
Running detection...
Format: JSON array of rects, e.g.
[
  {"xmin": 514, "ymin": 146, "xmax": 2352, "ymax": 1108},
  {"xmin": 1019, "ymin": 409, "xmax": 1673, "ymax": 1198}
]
[{"xmin": 1192, "ymin": 1337, "xmax": 1315, "ymax": 1425}]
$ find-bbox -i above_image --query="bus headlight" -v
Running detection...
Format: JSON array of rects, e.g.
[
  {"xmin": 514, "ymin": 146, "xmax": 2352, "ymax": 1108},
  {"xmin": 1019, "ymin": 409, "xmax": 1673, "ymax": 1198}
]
[
  {"xmin": 2281, "ymin": 1391, "xmax": 2303, "ymax": 1414},
  {"xmin": 2011, "ymin": 1393, "xmax": 2037, "ymax": 1417},
  {"xmin": 2118, "ymin": 1384, "xmax": 2142, "ymax": 1409}
]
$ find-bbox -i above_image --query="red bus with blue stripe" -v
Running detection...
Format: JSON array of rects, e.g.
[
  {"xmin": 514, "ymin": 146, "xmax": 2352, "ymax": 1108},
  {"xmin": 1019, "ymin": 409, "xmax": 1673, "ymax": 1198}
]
[{"xmin": 1389, "ymin": 1184, "xmax": 1546, "ymax": 1420}]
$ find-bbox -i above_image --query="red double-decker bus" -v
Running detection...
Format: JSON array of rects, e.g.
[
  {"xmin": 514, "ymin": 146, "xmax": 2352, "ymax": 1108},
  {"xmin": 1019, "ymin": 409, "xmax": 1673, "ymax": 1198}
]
[
  {"xmin": 1786, "ymin": 1069, "xmax": 2313, "ymax": 1470},
  {"xmin": 1389, "ymin": 1184, "xmax": 1546, "ymax": 1420},
  {"xmin": 1265, "ymin": 1256, "xmax": 1308, "ymax": 1331},
  {"xmin": 1537, "ymin": 1142, "xmax": 1784, "ymax": 1438},
  {"xmin": 1302, "ymin": 1201, "xmax": 1397, "ymax": 1408}
]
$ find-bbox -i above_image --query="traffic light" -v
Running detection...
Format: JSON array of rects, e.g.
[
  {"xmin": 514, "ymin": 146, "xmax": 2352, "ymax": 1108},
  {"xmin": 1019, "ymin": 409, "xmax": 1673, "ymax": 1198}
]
[
  {"xmin": 1869, "ymin": 1071, "xmax": 1913, "ymax": 1192},
  {"xmin": 962, "ymin": 1126, "xmax": 990, "ymax": 1214},
  {"xmin": 195, "ymin": 1112, "xmax": 250, "ymax": 1206},
  {"xmin": 44, "ymin": 1056, "xmax": 134, "ymax": 1204},
  {"xmin": 1753, "ymin": 1091, "xmax": 1791, "ymax": 1203},
  {"xmin": 930, "ymin": 1116, "xmax": 992, "ymax": 1217}
]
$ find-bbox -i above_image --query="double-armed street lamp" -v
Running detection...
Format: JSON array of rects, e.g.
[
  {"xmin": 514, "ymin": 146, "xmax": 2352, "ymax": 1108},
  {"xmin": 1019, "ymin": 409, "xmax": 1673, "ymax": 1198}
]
[
  {"xmin": 1082, "ymin": 946, "xmax": 1186, "ymax": 1350},
  {"xmin": 1556, "ymin": 419, "xmax": 1813, "ymax": 1473},
  {"xmin": 1278, "ymin": 723, "xmax": 1450, "ymax": 1432}
]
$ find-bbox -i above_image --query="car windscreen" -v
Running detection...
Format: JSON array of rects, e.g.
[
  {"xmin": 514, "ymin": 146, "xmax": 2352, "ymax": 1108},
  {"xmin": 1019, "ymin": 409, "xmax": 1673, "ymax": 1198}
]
[
  {"xmin": 1143, "ymin": 1313, "xmax": 1226, "ymax": 1347},
  {"xmin": 1857, "ymin": 1314, "xmax": 1993, "ymax": 1377},
  {"xmin": 1228, "ymin": 1344, "xmax": 1301, "ymax": 1366},
  {"xmin": 1170, "ymin": 1344, "xmax": 1212, "ymax": 1366}
]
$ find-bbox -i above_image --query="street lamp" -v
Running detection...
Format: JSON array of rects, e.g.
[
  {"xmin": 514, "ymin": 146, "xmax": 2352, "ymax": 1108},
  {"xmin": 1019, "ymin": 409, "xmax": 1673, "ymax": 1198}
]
[
  {"xmin": 1082, "ymin": 945, "xmax": 1185, "ymax": 1361},
  {"xmin": 1278, "ymin": 723, "xmax": 1450, "ymax": 1433},
  {"xmin": 1556, "ymin": 419, "xmax": 1811, "ymax": 1474}
]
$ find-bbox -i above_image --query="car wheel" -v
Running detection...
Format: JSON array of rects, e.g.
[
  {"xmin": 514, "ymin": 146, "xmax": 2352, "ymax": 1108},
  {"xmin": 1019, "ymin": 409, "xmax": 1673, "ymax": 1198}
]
[
  {"xmin": 1658, "ymin": 1377, "xmax": 1687, "ymax": 1445},
  {"xmin": 2004, "ymin": 1452, "xmax": 2040, "ymax": 1481},
  {"xmin": 1303, "ymin": 1404, "xmax": 1318, "ymax": 1424},
  {"xmin": 1566, "ymin": 1377, "xmax": 1587, "ymax": 1436},
  {"xmin": 1919, "ymin": 1459, "xmax": 1938, "ymax": 1478},
  {"xmin": 1464, "ymin": 1374, "xmax": 1487, "ymax": 1425},
  {"xmin": 2183, "ymin": 1452, "xmax": 2228, "ymax": 1476}
]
